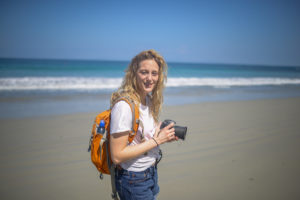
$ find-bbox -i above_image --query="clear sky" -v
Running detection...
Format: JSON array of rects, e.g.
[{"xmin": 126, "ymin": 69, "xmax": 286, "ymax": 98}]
[{"xmin": 0, "ymin": 0, "xmax": 299, "ymax": 66}]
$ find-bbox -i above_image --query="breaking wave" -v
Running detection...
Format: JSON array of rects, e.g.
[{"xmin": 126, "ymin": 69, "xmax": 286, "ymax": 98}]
[{"xmin": 1, "ymin": 77, "xmax": 300, "ymax": 91}]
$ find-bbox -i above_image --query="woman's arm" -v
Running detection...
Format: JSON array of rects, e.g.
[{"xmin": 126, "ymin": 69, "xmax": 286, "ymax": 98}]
[{"xmin": 110, "ymin": 123, "xmax": 175, "ymax": 165}]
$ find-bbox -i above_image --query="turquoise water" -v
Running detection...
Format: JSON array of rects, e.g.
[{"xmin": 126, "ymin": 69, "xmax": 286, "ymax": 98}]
[
  {"xmin": 1, "ymin": 58, "xmax": 300, "ymax": 118},
  {"xmin": 1, "ymin": 58, "xmax": 300, "ymax": 78}
]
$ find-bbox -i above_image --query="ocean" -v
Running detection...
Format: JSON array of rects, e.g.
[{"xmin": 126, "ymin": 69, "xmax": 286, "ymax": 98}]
[{"xmin": 1, "ymin": 58, "xmax": 300, "ymax": 118}]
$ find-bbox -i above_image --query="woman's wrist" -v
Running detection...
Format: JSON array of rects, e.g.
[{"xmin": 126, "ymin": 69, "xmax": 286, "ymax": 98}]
[{"xmin": 152, "ymin": 138, "xmax": 159, "ymax": 147}]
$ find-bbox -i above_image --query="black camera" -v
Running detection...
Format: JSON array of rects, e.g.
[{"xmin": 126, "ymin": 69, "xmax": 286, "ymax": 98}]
[{"xmin": 160, "ymin": 119, "xmax": 187, "ymax": 140}]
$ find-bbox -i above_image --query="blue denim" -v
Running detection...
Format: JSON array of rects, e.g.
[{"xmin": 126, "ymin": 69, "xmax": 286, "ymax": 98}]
[{"xmin": 115, "ymin": 166, "xmax": 160, "ymax": 200}]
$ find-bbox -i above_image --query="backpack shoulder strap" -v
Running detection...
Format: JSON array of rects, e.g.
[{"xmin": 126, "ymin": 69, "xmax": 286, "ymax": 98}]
[{"xmin": 111, "ymin": 96, "xmax": 141, "ymax": 143}]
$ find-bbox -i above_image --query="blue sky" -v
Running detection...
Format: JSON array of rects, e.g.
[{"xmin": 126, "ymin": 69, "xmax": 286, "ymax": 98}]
[{"xmin": 0, "ymin": 0, "xmax": 299, "ymax": 66}]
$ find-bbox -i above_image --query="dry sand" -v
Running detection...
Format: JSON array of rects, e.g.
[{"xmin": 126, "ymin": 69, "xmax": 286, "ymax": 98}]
[{"xmin": 1, "ymin": 97, "xmax": 300, "ymax": 200}]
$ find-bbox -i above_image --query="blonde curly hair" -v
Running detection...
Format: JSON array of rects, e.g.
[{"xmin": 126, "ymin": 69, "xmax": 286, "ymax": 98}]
[{"xmin": 111, "ymin": 49, "xmax": 168, "ymax": 122}]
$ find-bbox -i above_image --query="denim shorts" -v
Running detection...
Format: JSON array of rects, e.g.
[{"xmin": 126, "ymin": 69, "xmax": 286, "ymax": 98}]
[{"xmin": 115, "ymin": 166, "xmax": 160, "ymax": 200}]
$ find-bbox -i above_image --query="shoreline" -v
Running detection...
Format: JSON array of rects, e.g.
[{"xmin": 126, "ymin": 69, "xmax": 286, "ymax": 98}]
[
  {"xmin": 1, "ymin": 97, "xmax": 300, "ymax": 199},
  {"xmin": 1, "ymin": 90, "xmax": 300, "ymax": 119}
]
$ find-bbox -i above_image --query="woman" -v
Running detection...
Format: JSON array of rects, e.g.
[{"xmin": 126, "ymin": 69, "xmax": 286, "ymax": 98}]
[{"xmin": 110, "ymin": 49, "xmax": 177, "ymax": 200}]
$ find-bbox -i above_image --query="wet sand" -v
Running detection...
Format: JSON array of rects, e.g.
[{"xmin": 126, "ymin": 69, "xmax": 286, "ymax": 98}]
[{"xmin": 1, "ymin": 97, "xmax": 300, "ymax": 199}]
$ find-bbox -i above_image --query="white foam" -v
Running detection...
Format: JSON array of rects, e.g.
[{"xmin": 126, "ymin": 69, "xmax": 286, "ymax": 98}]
[
  {"xmin": 167, "ymin": 77, "xmax": 300, "ymax": 87},
  {"xmin": 0, "ymin": 77, "xmax": 122, "ymax": 90},
  {"xmin": 1, "ymin": 77, "xmax": 300, "ymax": 91}
]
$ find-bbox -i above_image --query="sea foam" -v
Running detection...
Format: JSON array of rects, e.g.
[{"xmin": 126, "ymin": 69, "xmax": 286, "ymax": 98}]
[{"xmin": 1, "ymin": 77, "xmax": 300, "ymax": 91}]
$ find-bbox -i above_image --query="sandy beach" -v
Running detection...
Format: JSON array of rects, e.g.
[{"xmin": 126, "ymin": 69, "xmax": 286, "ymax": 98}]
[{"xmin": 1, "ymin": 97, "xmax": 300, "ymax": 200}]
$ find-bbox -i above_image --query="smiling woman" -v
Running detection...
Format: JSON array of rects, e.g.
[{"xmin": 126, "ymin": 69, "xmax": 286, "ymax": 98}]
[{"xmin": 109, "ymin": 49, "xmax": 178, "ymax": 200}]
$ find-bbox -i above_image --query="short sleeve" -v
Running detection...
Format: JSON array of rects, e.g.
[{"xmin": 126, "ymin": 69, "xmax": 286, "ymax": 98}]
[{"xmin": 110, "ymin": 101, "xmax": 133, "ymax": 134}]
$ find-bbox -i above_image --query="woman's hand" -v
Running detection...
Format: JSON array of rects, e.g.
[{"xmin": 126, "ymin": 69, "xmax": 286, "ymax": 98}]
[{"xmin": 153, "ymin": 122, "xmax": 178, "ymax": 145}]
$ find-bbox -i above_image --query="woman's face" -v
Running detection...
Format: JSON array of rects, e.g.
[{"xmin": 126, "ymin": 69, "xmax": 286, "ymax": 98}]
[{"xmin": 136, "ymin": 59, "xmax": 159, "ymax": 98}]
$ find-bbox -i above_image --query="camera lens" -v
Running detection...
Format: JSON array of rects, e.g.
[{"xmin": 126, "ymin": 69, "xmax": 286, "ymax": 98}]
[{"xmin": 174, "ymin": 126, "xmax": 187, "ymax": 140}]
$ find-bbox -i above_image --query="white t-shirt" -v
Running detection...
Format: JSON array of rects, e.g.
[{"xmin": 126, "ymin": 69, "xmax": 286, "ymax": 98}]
[{"xmin": 110, "ymin": 98, "xmax": 160, "ymax": 172}]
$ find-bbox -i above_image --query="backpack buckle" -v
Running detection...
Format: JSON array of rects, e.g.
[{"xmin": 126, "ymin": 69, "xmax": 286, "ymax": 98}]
[
  {"xmin": 129, "ymin": 131, "xmax": 135, "ymax": 136},
  {"xmin": 111, "ymin": 193, "xmax": 119, "ymax": 200},
  {"xmin": 99, "ymin": 173, "xmax": 103, "ymax": 180}
]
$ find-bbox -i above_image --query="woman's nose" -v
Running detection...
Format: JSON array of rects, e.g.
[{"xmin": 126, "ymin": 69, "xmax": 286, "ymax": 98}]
[{"xmin": 146, "ymin": 73, "xmax": 152, "ymax": 81}]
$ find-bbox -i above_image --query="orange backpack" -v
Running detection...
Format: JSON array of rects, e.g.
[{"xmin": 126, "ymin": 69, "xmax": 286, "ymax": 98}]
[{"xmin": 88, "ymin": 97, "xmax": 140, "ymax": 176}]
